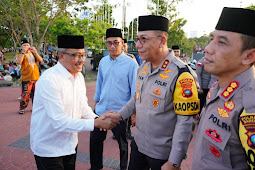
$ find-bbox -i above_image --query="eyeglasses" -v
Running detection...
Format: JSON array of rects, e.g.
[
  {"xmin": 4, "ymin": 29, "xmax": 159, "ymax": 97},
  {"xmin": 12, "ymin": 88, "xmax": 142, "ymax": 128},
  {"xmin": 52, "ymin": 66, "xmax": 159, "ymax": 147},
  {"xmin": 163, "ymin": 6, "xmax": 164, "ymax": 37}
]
[
  {"xmin": 134, "ymin": 36, "xmax": 162, "ymax": 45},
  {"xmin": 61, "ymin": 52, "xmax": 86, "ymax": 61},
  {"xmin": 106, "ymin": 41, "xmax": 120, "ymax": 47}
]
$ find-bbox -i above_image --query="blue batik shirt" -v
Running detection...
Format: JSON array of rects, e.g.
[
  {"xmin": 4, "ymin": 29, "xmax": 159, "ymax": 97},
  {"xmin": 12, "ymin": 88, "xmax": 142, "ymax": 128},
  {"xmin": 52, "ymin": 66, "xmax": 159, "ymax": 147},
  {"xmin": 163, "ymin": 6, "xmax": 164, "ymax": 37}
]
[{"xmin": 94, "ymin": 52, "xmax": 138, "ymax": 116}]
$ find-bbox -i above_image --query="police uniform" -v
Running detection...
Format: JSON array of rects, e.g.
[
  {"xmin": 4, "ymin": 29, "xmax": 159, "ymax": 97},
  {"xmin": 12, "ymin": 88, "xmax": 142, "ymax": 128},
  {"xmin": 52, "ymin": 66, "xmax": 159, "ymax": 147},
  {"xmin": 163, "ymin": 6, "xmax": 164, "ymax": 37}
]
[
  {"xmin": 192, "ymin": 7, "xmax": 255, "ymax": 170},
  {"xmin": 119, "ymin": 50, "xmax": 199, "ymax": 167}
]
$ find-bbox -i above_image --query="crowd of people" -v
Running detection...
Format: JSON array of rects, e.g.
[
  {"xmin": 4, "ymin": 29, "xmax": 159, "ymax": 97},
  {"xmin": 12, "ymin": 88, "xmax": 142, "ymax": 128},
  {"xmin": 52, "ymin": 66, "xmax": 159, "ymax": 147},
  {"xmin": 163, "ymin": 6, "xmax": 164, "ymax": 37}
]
[{"xmin": 1, "ymin": 6, "xmax": 255, "ymax": 170}]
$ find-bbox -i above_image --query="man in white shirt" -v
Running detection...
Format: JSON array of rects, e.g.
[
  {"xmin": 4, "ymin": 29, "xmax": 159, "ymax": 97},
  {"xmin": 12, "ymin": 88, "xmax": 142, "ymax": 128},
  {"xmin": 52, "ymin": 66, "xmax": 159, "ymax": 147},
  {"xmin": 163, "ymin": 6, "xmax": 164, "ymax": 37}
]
[{"xmin": 30, "ymin": 35, "xmax": 118, "ymax": 170}]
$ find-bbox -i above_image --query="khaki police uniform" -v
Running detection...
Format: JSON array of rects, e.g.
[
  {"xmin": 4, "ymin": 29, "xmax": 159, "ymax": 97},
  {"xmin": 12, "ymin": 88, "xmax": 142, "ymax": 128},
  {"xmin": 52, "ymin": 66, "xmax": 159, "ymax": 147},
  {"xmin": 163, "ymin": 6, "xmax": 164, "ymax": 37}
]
[
  {"xmin": 192, "ymin": 66, "xmax": 255, "ymax": 170},
  {"xmin": 119, "ymin": 50, "xmax": 199, "ymax": 165}
]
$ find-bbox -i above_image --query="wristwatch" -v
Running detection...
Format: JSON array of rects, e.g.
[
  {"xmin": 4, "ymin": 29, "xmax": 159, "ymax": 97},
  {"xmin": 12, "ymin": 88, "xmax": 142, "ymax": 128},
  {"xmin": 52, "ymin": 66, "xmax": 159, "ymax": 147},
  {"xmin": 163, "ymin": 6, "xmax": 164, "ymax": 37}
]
[{"xmin": 172, "ymin": 163, "xmax": 180, "ymax": 168}]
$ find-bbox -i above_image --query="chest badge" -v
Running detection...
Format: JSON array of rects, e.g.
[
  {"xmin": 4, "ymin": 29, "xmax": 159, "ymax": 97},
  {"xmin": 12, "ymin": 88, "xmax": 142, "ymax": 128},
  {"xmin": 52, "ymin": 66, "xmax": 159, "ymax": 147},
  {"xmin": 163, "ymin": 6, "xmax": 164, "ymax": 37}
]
[
  {"xmin": 161, "ymin": 59, "xmax": 169, "ymax": 69},
  {"xmin": 217, "ymin": 106, "xmax": 230, "ymax": 118},
  {"xmin": 153, "ymin": 88, "xmax": 161, "ymax": 96},
  {"xmin": 164, "ymin": 69, "xmax": 173, "ymax": 74},
  {"xmin": 160, "ymin": 74, "xmax": 170, "ymax": 80},
  {"xmin": 144, "ymin": 66, "xmax": 149, "ymax": 70},
  {"xmin": 205, "ymin": 129, "xmax": 222, "ymax": 143},
  {"xmin": 221, "ymin": 81, "xmax": 239, "ymax": 99},
  {"xmin": 141, "ymin": 71, "xmax": 147, "ymax": 75},
  {"xmin": 152, "ymin": 99, "xmax": 159, "ymax": 107},
  {"xmin": 210, "ymin": 146, "xmax": 220, "ymax": 157},
  {"xmin": 224, "ymin": 100, "xmax": 235, "ymax": 112},
  {"xmin": 179, "ymin": 78, "xmax": 193, "ymax": 98}
]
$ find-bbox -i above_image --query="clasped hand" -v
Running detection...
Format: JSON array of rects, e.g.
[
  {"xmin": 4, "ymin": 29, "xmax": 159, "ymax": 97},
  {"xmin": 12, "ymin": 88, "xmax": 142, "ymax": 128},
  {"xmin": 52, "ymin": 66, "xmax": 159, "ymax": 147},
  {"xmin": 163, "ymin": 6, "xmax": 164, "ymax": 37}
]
[{"xmin": 95, "ymin": 110, "xmax": 122, "ymax": 131}]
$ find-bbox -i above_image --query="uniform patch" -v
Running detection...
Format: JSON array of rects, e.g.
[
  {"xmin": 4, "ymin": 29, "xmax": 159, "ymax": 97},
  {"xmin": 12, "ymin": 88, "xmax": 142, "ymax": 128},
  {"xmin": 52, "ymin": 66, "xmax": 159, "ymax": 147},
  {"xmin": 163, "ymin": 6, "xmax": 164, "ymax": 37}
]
[
  {"xmin": 153, "ymin": 88, "xmax": 161, "ymax": 96},
  {"xmin": 240, "ymin": 114, "xmax": 255, "ymax": 149},
  {"xmin": 210, "ymin": 146, "xmax": 220, "ymax": 157},
  {"xmin": 179, "ymin": 78, "xmax": 193, "ymax": 98},
  {"xmin": 217, "ymin": 106, "xmax": 230, "ymax": 118},
  {"xmin": 164, "ymin": 69, "xmax": 173, "ymax": 74},
  {"xmin": 205, "ymin": 129, "xmax": 222, "ymax": 143},
  {"xmin": 221, "ymin": 81, "xmax": 239, "ymax": 99},
  {"xmin": 152, "ymin": 99, "xmax": 159, "ymax": 107},
  {"xmin": 209, "ymin": 114, "xmax": 231, "ymax": 131},
  {"xmin": 144, "ymin": 66, "xmax": 149, "ymax": 70},
  {"xmin": 224, "ymin": 101, "xmax": 235, "ymax": 112},
  {"xmin": 137, "ymin": 82, "xmax": 140, "ymax": 88},
  {"xmin": 207, "ymin": 90, "xmax": 211, "ymax": 99},
  {"xmin": 136, "ymin": 91, "xmax": 139, "ymax": 100},
  {"xmin": 161, "ymin": 59, "xmax": 169, "ymax": 69},
  {"xmin": 155, "ymin": 80, "xmax": 167, "ymax": 87},
  {"xmin": 141, "ymin": 71, "xmax": 147, "ymax": 75},
  {"xmin": 160, "ymin": 74, "xmax": 170, "ymax": 80}
]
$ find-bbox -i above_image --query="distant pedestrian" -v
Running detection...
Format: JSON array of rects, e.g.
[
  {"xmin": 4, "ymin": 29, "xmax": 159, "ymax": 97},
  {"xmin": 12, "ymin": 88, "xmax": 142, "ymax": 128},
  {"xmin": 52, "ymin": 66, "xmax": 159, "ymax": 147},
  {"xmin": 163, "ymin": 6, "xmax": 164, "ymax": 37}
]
[{"xmin": 16, "ymin": 39, "xmax": 43, "ymax": 114}]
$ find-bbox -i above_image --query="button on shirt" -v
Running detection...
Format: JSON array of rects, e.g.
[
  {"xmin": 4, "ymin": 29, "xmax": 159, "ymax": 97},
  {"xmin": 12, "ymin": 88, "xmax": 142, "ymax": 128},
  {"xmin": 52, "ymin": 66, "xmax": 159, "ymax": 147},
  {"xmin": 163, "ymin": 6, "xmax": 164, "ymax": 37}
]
[
  {"xmin": 94, "ymin": 53, "xmax": 138, "ymax": 116},
  {"xmin": 30, "ymin": 62, "xmax": 97, "ymax": 157}
]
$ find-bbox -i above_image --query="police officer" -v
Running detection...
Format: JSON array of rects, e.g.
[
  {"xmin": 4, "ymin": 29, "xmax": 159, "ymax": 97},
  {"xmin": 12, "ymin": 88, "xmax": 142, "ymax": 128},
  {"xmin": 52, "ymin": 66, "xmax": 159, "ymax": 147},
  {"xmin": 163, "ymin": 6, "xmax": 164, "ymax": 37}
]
[
  {"xmin": 104, "ymin": 15, "xmax": 200, "ymax": 170},
  {"xmin": 192, "ymin": 7, "xmax": 255, "ymax": 170},
  {"xmin": 196, "ymin": 57, "xmax": 211, "ymax": 114}
]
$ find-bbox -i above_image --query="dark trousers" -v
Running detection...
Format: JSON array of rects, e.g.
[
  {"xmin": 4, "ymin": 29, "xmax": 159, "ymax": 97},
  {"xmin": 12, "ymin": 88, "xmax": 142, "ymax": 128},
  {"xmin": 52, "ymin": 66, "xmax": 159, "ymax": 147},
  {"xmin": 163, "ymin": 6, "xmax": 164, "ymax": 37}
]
[
  {"xmin": 198, "ymin": 88, "xmax": 209, "ymax": 115},
  {"xmin": 90, "ymin": 119, "xmax": 128, "ymax": 170},
  {"xmin": 128, "ymin": 139, "xmax": 167, "ymax": 170},
  {"xmin": 34, "ymin": 146, "xmax": 77, "ymax": 170},
  {"xmin": 20, "ymin": 80, "xmax": 37, "ymax": 109}
]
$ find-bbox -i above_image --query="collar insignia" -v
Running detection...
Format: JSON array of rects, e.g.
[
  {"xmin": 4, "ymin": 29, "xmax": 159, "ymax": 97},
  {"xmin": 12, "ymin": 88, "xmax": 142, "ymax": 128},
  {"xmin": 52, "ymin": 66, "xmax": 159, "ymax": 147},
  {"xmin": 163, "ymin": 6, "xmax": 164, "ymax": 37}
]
[
  {"xmin": 207, "ymin": 90, "xmax": 211, "ymax": 99},
  {"xmin": 224, "ymin": 100, "xmax": 235, "ymax": 112},
  {"xmin": 161, "ymin": 59, "xmax": 169, "ymax": 69},
  {"xmin": 221, "ymin": 81, "xmax": 239, "ymax": 99},
  {"xmin": 144, "ymin": 66, "xmax": 149, "ymax": 70},
  {"xmin": 141, "ymin": 71, "xmax": 147, "ymax": 75},
  {"xmin": 164, "ymin": 69, "xmax": 173, "ymax": 74},
  {"xmin": 136, "ymin": 91, "xmax": 139, "ymax": 100}
]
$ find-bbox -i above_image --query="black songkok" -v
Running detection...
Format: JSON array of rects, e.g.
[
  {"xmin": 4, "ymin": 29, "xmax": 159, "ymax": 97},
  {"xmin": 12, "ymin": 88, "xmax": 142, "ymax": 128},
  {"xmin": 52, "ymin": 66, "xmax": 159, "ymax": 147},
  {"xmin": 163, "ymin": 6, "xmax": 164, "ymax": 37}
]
[
  {"xmin": 216, "ymin": 7, "xmax": 255, "ymax": 37},
  {"xmin": 58, "ymin": 35, "xmax": 84, "ymax": 49},
  {"xmin": 21, "ymin": 39, "xmax": 29, "ymax": 45},
  {"xmin": 106, "ymin": 28, "xmax": 123, "ymax": 39},
  {"xmin": 172, "ymin": 45, "xmax": 180, "ymax": 50},
  {"xmin": 138, "ymin": 15, "xmax": 169, "ymax": 32}
]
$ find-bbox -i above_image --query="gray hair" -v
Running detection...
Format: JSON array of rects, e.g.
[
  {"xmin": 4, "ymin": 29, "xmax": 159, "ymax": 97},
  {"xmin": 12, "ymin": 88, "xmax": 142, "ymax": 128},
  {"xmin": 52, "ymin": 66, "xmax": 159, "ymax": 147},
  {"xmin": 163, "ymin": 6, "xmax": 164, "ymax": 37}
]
[{"xmin": 57, "ymin": 48, "xmax": 67, "ymax": 53}]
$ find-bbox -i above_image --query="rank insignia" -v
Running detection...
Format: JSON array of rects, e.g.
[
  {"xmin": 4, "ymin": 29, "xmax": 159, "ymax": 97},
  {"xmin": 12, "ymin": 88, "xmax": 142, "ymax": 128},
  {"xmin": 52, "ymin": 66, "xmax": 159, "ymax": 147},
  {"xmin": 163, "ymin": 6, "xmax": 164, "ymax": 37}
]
[
  {"xmin": 210, "ymin": 146, "xmax": 220, "ymax": 157},
  {"xmin": 141, "ymin": 71, "xmax": 147, "ymax": 75},
  {"xmin": 221, "ymin": 81, "xmax": 239, "ymax": 99},
  {"xmin": 144, "ymin": 66, "xmax": 149, "ymax": 70},
  {"xmin": 152, "ymin": 99, "xmax": 159, "ymax": 107},
  {"xmin": 137, "ymin": 82, "xmax": 140, "ymax": 88},
  {"xmin": 164, "ymin": 69, "xmax": 173, "ymax": 74},
  {"xmin": 207, "ymin": 90, "xmax": 211, "ymax": 99},
  {"xmin": 205, "ymin": 129, "xmax": 222, "ymax": 143},
  {"xmin": 160, "ymin": 74, "xmax": 170, "ymax": 80},
  {"xmin": 136, "ymin": 91, "xmax": 139, "ymax": 100},
  {"xmin": 161, "ymin": 59, "xmax": 169, "ymax": 69},
  {"xmin": 153, "ymin": 88, "xmax": 161, "ymax": 96},
  {"xmin": 179, "ymin": 78, "xmax": 193, "ymax": 98},
  {"xmin": 224, "ymin": 101, "xmax": 235, "ymax": 112},
  {"xmin": 217, "ymin": 106, "xmax": 230, "ymax": 118},
  {"xmin": 240, "ymin": 114, "xmax": 255, "ymax": 149}
]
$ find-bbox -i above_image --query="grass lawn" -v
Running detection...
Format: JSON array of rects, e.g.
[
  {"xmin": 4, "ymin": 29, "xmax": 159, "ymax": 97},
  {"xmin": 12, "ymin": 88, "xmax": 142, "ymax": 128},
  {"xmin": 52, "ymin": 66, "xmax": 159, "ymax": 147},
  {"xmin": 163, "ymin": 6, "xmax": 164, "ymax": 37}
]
[{"xmin": 3, "ymin": 52, "xmax": 17, "ymax": 63}]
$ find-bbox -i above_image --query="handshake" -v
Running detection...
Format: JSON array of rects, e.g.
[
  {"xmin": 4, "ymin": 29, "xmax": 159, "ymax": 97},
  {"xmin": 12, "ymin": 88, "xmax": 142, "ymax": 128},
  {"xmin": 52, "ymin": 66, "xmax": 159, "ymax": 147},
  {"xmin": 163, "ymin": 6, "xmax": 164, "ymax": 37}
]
[{"xmin": 94, "ymin": 111, "xmax": 122, "ymax": 130}]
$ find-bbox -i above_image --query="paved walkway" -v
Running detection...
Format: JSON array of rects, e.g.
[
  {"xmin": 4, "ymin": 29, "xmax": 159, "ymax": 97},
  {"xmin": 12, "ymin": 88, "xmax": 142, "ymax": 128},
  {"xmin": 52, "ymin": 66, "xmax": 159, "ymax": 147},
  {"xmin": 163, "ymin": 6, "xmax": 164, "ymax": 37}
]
[{"xmin": 0, "ymin": 81, "xmax": 194, "ymax": 170}]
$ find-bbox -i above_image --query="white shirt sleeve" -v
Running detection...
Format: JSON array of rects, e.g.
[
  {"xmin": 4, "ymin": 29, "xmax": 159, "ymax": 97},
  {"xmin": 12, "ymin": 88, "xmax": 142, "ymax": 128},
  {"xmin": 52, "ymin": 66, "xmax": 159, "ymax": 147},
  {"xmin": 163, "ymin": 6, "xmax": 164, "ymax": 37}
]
[{"xmin": 38, "ymin": 78, "xmax": 94, "ymax": 132}]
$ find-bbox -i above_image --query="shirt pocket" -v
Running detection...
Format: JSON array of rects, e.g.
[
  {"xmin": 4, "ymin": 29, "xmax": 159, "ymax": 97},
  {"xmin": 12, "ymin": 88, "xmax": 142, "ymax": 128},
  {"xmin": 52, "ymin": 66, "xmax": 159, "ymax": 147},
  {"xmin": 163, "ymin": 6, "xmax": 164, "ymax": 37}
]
[
  {"xmin": 201, "ymin": 121, "xmax": 232, "ymax": 168},
  {"xmin": 147, "ymin": 85, "xmax": 167, "ymax": 112}
]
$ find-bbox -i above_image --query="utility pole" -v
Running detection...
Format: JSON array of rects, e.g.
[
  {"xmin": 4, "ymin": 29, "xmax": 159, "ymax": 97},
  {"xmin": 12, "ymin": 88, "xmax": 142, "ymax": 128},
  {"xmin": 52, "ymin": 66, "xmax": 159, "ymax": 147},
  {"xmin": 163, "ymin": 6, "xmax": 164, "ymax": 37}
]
[
  {"xmin": 156, "ymin": 0, "xmax": 159, "ymax": 15},
  {"xmin": 122, "ymin": 0, "xmax": 126, "ymax": 38}
]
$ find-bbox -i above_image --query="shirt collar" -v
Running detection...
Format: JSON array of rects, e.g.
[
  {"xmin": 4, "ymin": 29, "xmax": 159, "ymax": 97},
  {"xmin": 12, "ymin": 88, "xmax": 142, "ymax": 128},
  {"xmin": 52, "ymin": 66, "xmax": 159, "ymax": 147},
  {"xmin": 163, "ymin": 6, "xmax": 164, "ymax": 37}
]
[
  {"xmin": 109, "ymin": 52, "xmax": 125, "ymax": 61},
  {"xmin": 56, "ymin": 62, "xmax": 76, "ymax": 80}
]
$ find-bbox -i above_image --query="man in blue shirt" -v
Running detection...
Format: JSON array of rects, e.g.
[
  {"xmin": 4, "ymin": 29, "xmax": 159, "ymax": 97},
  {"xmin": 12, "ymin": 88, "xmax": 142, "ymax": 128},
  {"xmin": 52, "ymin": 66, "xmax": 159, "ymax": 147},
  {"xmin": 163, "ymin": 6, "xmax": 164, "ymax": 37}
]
[{"xmin": 90, "ymin": 28, "xmax": 138, "ymax": 170}]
